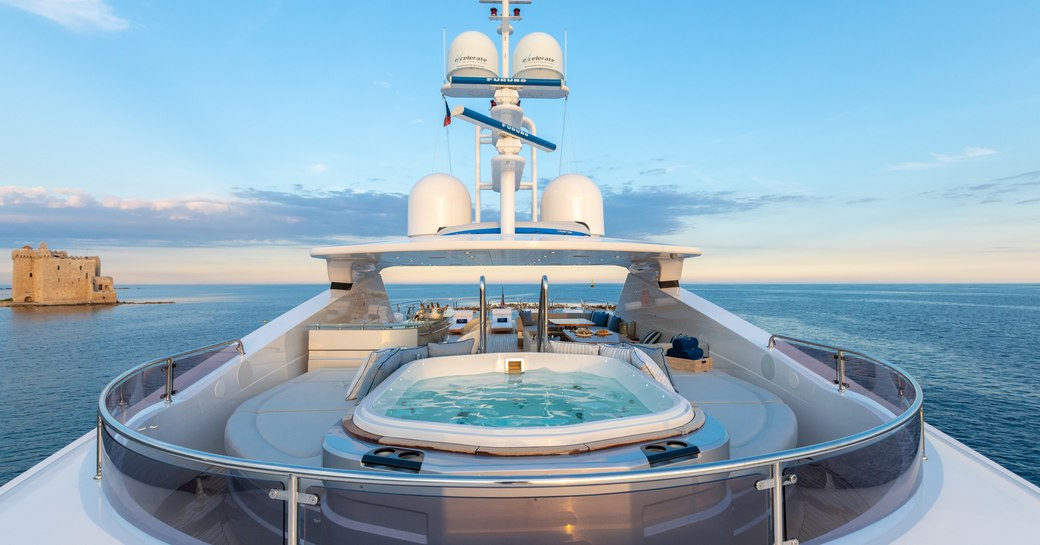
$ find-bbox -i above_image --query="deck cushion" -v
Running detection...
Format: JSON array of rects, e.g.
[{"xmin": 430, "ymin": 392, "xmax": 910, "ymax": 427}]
[
  {"xmin": 549, "ymin": 340, "xmax": 600, "ymax": 355},
  {"xmin": 640, "ymin": 330, "xmax": 661, "ymax": 344},
  {"xmin": 671, "ymin": 372, "xmax": 798, "ymax": 458},
  {"xmin": 398, "ymin": 346, "xmax": 428, "ymax": 362},
  {"xmin": 428, "ymin": 338, "xmax": 475, "ymax": 357},
  {"xmin": 224, "ymin": 368, "xmax": 358, "ymax": 466}
]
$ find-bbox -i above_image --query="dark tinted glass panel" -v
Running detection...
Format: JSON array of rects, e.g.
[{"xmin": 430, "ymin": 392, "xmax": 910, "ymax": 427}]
[
  {"xmin": 304, "ymin": 470, "xmax": 771, "ymax": 545},
  {"xmin": 783, "ymin": 414, "xmax": 922, "ymax": 544},
  {"xmin": 103, "ymin": 426, "xmax": 285, "ymax": 545}
]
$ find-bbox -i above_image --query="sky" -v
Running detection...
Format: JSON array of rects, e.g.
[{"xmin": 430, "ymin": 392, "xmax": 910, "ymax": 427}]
[{"xmin": 0, "ymin": 0, "xmax": 1038, "ymax": 285}]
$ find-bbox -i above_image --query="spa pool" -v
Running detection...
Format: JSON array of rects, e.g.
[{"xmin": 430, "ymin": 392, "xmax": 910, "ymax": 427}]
[{"xmin": 348, "ymin": 353, "xmax": 700, "ymax": 450}]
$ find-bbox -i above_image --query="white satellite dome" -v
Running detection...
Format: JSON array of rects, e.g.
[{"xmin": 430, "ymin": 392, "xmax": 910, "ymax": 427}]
[
  {"xmin": 407, "ymin": 174, "xmax": 472, "ymax": 237},
  {"xmin": 540, "ymin": 174, "xmax": 604, "ymax": 236},
  {"xmin": 512, "ymin": 32, "xmax": 564, "ymax": 80},
  {"xmin": 447, "ymin": 31, "xmax": 499, "ymax": 79}
]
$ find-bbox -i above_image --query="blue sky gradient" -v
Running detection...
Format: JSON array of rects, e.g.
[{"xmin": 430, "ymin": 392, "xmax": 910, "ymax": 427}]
[{"xmin": 1, "ymin": 0, "xmax": 1037, "ymax": 283}]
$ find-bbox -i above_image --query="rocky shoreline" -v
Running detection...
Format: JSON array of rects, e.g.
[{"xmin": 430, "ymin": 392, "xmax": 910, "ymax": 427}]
[{"xmin": 0, "ymin": 300, "xmax": 174, "ymax": 308}]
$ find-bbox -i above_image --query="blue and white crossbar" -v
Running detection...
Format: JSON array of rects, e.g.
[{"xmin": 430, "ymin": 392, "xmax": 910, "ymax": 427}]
[
  {"xmin": 450, "ymin": 106, "xmax": 557, "ymax": 152},
  {"xmin": 450, "ymin": 76, "xmax": 564, "ymax": 88}
]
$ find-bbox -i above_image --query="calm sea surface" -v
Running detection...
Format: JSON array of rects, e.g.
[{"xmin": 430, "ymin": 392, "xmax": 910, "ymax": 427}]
[{"xmin": 1, "ymin": 283, "xmax": 1038, "ymax": 487}]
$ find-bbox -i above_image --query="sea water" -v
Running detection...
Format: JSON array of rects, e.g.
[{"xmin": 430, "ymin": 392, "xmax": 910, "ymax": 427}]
[
  {"xmin": 375, "ymin": 368, "xmax": 654, "ymax": 427},
  {"xmin": 1, "ymin": 283, "xmax": 1038, "ymax": 486}
]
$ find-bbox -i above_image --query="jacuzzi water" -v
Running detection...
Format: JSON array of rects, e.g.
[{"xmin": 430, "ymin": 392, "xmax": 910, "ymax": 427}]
[
  {"xmin": 373, "ymin": 368, "xmax": 662, "ymax": 427},
  {"xmin": 351, "ymin": 354, "xmax": 700, "ymax": 449}
]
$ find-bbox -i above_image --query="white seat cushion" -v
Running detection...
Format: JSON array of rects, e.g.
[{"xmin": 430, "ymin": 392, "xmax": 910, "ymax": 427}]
[
  {"xmin": 671, "ymin": 371, "xmax": 798, "ymax": 458},
  {"xmin": 225, "ymin": 368, "xmax": 358, "ymax": 466}
]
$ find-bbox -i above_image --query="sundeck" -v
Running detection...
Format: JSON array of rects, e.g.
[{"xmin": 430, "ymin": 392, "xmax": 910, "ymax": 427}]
[{"xmin": 1, "ymin": 1, "xmax": 1039, "ymax": 544}]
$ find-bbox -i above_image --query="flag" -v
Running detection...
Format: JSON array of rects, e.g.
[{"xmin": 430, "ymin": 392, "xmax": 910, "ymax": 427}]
[{"xmin": 443, "ymin": 100, "xmax": 452, "ymax": 127}]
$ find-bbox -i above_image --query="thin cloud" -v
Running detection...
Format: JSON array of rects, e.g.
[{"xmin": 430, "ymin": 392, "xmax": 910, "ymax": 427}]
[
  {"xmin": 847, "ymin": 197, "xmax": 882, "ymax": 204},
  {"xmin": 638, "ymin": 165, "xmax": 685, "ymax": 176},
  {"xmin": 1, "ymin": 0, "xmax": 128, "ymax": 31},
  {"xmin": 921, "ymin": 168, "xmax": 1040, "ymax": 204},
  {"xmin": 0, "ymin": 184, "xmax": 812, "ymax": 246},
  {"xmin": 602, "ymin": 185, "xmax": 810, "ymax": 239},
  {"xmin": 0, "ymin": 185, "xmax": 409, "ymax": 247},
  {"xmin": 993, "ymin": 170, "xmax": 1040, "ymax": 183},
  {"xmin": 307, "ymin": 163, "xmax": 329, "ymax": 175},
  {"xmin": 886, "ymin": 146, "xmax": 997, "ymax": 171}
]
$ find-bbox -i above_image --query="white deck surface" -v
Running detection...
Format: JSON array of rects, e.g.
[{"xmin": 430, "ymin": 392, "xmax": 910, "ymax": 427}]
[{"xmin": 2, "ymin": 419, "xmax": 1039, "ymax": 543}]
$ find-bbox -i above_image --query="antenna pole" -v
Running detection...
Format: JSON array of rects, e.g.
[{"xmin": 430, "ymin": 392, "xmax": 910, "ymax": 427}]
[
  {"xmin": 474, "ymin": 125, "xmax": 482, "ymax": 222},
  {"xmin": 500, "ymin": 0, "xmax": 511, "ymax": 77},
  {"xmin": 564, "ymin": 28, "xmax": 568, "ymax": 81}
]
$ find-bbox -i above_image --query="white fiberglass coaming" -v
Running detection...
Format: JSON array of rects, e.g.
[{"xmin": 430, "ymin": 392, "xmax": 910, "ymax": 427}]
[
  {"xmin": 2, "ymin": 1, "xmax": 1039, "ymax": 545},
  {"xmin": 353, "ymin": 353, "xmax": 698, "ymax": 449}
]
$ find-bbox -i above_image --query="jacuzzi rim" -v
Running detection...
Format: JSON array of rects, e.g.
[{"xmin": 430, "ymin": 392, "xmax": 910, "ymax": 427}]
[{"xmin": 350, "ymin": 353, "xmax": 701, "ymax": 450}]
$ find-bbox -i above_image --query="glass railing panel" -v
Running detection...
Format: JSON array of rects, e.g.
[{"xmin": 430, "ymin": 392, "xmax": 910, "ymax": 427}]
[
  {"xmin": 103, "ymin": 364, "xmax": 167, "ymax": 423},
  {"xmin": 171, "ymin": 344, "xmax": 241, "ymax": 394},
  {"xmin": 842, "ymin": 353, "xmax": 916, "ymax": 413},
  {"xmin": 102, "ymin": 425, "xmax": 286, "ymax": 545},
  {"xmin": 773, "ymin": 340, "xmax": 840, "ymax": 385},
  {"xmin": 783, "ymin": 412, "xmax": 923, "ymax": 544},
  {"xmin": 304, "ymin": 469, "xmax": 771, "ymax": 545}
]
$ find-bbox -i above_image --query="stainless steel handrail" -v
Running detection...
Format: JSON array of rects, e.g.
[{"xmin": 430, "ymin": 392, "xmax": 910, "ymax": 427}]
[
  {"xmin": 97, "ymin": 335, "xmax": 923, "ymax": 544},
  {"xmin": 537, "ymin": 275, "xmax": 549, "ymax": 352},
  {"xmin": 98, "ymin": 342, "xmax": 921, "ymax": 487},
  {"xmin": 768, "ymin": 334, "xmax": 878, "ymax": 365},
  {"xmin": 478, "ymin": 276, "xmax": 487, "ymax": 354}
]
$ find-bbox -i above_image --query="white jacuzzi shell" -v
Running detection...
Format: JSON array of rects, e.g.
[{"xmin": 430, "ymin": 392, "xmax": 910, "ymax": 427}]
[{"xmin": 352, "ymin": 352, "xmax": 699, "ymax": 448}]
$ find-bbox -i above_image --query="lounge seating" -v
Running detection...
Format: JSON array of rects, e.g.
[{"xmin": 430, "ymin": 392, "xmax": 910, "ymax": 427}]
[
  {"xmin": 490, "ymin": 308, "xmax": 515, "ymax": 333},
  {"xmin": 224, "ymin": 368, "xmax": 357, "ymax": 466},
  {"xmin": 448, "ymin": 310, "xmax": 474, "ymax": 335},
  {"xmin": 671, "ymin": 372, "xmax": 798, "ymax": 458}
]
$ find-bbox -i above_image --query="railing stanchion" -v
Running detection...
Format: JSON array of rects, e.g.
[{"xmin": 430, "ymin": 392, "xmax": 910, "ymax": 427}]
[
  {"xmin": 94, "ymin": 410, "xmax": 103, "ymax": 480},
  {"xmin": 770, "ymin": 462, "xmax": 785, "ymax": 545},
  {"xmin": 163, "ymin": 357, "xmax": 174, "ymax": 404},
  {"xmin": 478, "ymin": 276, "xmax": 487, "ymax": 354},
  {"xmin": 286, "ymin": 474, "xmax": 299, "ymax": 545},
  {"xmin": 920, "ymin": 408, "xmax": 928, "ymax": 461},
  {"xmin": 538, "ymin": 276, "xmax": 549, "ymax": 352},
  {"xmin": 836, "ymin": 350, "xmax": 847, "ymax": 393}
]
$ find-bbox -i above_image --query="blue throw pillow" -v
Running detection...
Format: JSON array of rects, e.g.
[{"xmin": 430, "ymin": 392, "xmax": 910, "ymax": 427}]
[
  {"xmin": 607, "ymin": 314, "xmax": 621, "ymax": 333},
  {"xmin": 591, "ymin": 311, "xmax": 609, "ymax": 327}
]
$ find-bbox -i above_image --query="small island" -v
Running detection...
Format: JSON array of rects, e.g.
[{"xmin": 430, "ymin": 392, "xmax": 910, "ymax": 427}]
[{"xmin": 2, "ymin": 242, "xmax": 171, "ymax": 307}]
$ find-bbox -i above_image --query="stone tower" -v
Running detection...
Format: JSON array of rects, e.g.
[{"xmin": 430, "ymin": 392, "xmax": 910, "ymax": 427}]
[{"xmin": 10, "ymin": 242, "xmax": 117, "ymax": 304}]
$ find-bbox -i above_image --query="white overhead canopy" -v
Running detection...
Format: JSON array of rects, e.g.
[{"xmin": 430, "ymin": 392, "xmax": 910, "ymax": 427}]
[{"xmin": 311, "ymin": 234, "xmax": 701, "ymax": 286}]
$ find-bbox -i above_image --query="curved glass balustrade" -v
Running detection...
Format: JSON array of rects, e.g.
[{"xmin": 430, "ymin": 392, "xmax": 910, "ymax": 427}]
[{"xmin": 97, "ymin": 336, "xmax": 924, "ymax": 545}]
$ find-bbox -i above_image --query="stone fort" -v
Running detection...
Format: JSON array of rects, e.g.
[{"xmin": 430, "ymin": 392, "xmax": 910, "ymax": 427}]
[{"xmin": 10, "ymin": 242, "xmax": 117, "ymax": 304}]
